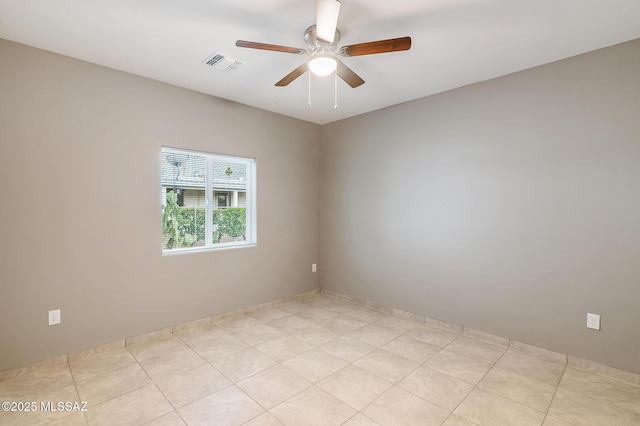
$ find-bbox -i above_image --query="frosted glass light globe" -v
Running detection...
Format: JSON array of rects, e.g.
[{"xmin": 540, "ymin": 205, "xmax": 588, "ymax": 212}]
[{"xmin": 309, "ymin": 56, "xmax": 337, "ymax": 76}]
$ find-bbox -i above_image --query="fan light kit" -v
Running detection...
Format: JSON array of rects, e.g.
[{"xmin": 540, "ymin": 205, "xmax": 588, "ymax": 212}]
[
  {"xmin": 309, "ymin": 56, "xmax": 337, "ymax": 76},
  {"xmin": 235, "ymin": 0, "xmax": 411, "ymax": 106}
]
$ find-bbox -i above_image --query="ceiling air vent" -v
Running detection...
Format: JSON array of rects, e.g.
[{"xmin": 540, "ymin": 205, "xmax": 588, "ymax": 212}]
[{"xmin": 201, "ymin": 52, "xmax": 242, "ymax": 72}]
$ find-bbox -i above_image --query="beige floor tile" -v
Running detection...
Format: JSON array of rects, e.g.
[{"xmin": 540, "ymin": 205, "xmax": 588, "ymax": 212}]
[
  {"xmin": 454, "ymin": 388, "xmax": 545, "ymax": 426},
  {"xmin": 282, "ymin": 349, "xmax": 348, "ymax": 383},
  {"xmin": 352, "ymin": 349, "xmax": 419, "ymax": 384},
  {"xmin": 69, "ymin": 346, "xmax": 137, "ymax": 382},
  {"xmin": 267, "ymin": 314, "xmax": 313, "ymax": 333},
  {"xmin": 463, "ymin": 328, "xmax": 510, "ymax": 348},
  {"xmin": 394, "ymin": 310, "xmax": 427, "ymax": 324},
  {"xmin": 399, "ymin": 365, "xmax": 473, "ymax": 411},
  {"xmin": 478, "ymin": 366, "xmax": 556, "ymax": 412},
  {"xmin": 317, "ymin": 300, "xmax": 361, "ymax": 315},
  {"xmin": 76, "ymin": 363, "xmax": 152, "ymax": 405},
  {"xmin": 374, "ymin": 315, "xmax": 420, "ymax": 333},
  {"xmin": 302, "ymin": 295, "xmax": 334, "ymax": 308},
  {"xmin": 0, "ymin": 363, "xmax": 75, "ymax": 400},
  {"xmin": 0, "ymin": 356, "xmax": 68, "ymax": 382},
  {"xmin": 445, "ymin": 336, "xmax": 507, "ymax": 364},
  {"xmin": 140, "ymin": 347, "xmax": 205, "ymax": 381},
  {"xmin": 496, "ymin": 349, "xmax": 566, "ymax": 386},
  {"xmin": 322, "ymin": 315, "xmax": 368, "ymax": 333},
  {"xmin": 86, "ymin": 384, "xmax": 173, "ymax": 426},
  {"xmin": 213, "ymin": 347, "xmax": 277, "ymax": 382},
  {"xmin": 404, "ymin": 325, "xmax": 460, "ymax": 348},
  {"xmin": 144, "ymin": 411, "xmax": 186, "ymax": 425},
  {"xmin": 381, "ymin": 335, "xmax": 440, "ymax": 363},
  {"xmin": 542, "ymin": 415, "xmax": 573, "ymax": 426},
  {"xmin": 319, "ymin": 335, "xmax": 377, "ymax": 363},
  {"xmin": 246, "ymin": 307, "xmax": 290, "ymax": 322},
  {"xmin": 296, "ymin": 307, "xmax": 341, "ymax": 323},
  {"xmin": 425, "ymin": 350, "xmax": 492, "ymax": 385},
  {"xmin": 189, "ymin": 334, "xmax": 249, "ymax": 362},
  {"xmin": 0, "ymin": 384, "xmax": 80, "ymax": 426},
  {"xmin": 69, "ymin": 341, "xmax": 125, "ymax": 360},
  {"xmin": 215, "ymin": 314, "xmax": 261, "ymax": 333},
  {"xmin": 233, "ymin": 323, "xmax": 284, "ymax": 346},
  {"xmin": 510, "ymin": 341, "xmax": 567, "ymax": 365},
  {"xmin": 7, "ymin": 296, "xmax": 640, "ymax": 426},
  {"xmin": 178, "ymin": 385, "xmax": 264, "ymax": 426},
  {"xmin": 255, "ymin": 335, "xmax": 313, "ymax": 362},
  {"xmin": 236, "ymin": 365, "xmax": 311, "ymax": 409},
  {"xmin": 291, "ymin": 324, "xmax": 342, "ymax": 346},
  {"xmin": 127, "ymin": 334, "xmax": 187, "ymax": 362},
  {"xmin": 568, "ymin": 356, "xmax": 640, "ymax": 387},
  {"xmin": 127, "ymin": 329, "xmax": 172, "ymax": 346},
  {"xmin": 274, "ymin": 299, "xmax": 312, "ymax": 314},
  {"xmin": 173, "ymin": 323, "xmax": 232, "ymax": 346},
  {"xmin": 243, "ymin": 412, "xmax": 284, "ymax": 425},
  {"xmin": 363, "ymin": 386, "xmax": 449, "ymax": 426},
  {"xmin": 441, "ymin": 414, "xmax": 478, "ymax": 425},
  {"xmin": 270, "ymin": 386, "xmax": 357, "ymax": 426},
  {"xmin": 559, "ymin": 367, "xmax": 640, "ymax": 415},
  {"xmin": 154, "ymin": 364, "xmax": 231, "ymax": 408},
  {"xmin": 345, "ymin": 308, "xmax": 390, "ymax": 324},
  {"xmin": 303, "ymin": 294, "xmax": 333, "ymax": 304},
  {"xmin": 548, "ymin": 388, "xmax": 640, "ymax": 425},
  {"xmin": 47, "ymin": 411, "xmax": 88, "ymax": 426},
  {"xmin": 317, "ymin": 365, "xmax": 392, "ymax": 410},
  {"xmin": 347, "ymin": 323, "xmax": 405, "ymax": 347},
  {"xmin": 342, "ymin": 413, "xmax": 382, "ymax": 425}
]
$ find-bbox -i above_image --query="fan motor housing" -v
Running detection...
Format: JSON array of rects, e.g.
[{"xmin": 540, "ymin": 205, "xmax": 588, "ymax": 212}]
[{"xmin": 304, "ymin": 25, "xmax": 341, "ymax": 53}]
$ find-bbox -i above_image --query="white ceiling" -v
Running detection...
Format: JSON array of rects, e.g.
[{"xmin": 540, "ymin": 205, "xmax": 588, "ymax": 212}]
[{"xmin": 1, "ymin": 0, "xmax": 639, "ymax": 124}]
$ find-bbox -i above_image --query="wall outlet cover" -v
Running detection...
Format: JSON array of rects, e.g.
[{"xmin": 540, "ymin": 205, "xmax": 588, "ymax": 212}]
[
  {"xmin": 587, "ymin": 313, "xmax": 600, "ymax": 330},
  {"xmin": 48, "ymin": 309, "xmax": 61, "ymax": 326}
]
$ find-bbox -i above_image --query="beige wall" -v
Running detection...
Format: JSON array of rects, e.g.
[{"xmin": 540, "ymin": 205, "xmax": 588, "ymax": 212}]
[
  {"xmin": 0, "ymin": 40, "xmax": 321, "ymax": 371},
  {"xmin": 320, "ymin": 39, "xmax": 640, "ymax": 374},
  {"xmin": 2, "ymin": 36, "xmax": 639, "ymax": 375}
]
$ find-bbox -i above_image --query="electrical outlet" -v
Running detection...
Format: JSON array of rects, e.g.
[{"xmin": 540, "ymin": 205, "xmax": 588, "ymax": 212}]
[
  {"xmin": 312, "ymin": 263, "xmax": 317, "ymax": 273},
  {"xmin": 587, "ymin": 313, "xmax": 600, "ymax": 330},
  {"xmin": 48, "ymin": 309, "xmax": 61, "ymax": 326}
]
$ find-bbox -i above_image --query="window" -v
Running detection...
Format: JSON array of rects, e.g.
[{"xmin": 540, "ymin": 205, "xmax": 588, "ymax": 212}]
[
  {"xmin": 216, "ymin": 192, "xmax": 228, "ymax": 209},
  {"xmin": 161, "ymin": 147, "xmax": 256, "ymax": 253}
]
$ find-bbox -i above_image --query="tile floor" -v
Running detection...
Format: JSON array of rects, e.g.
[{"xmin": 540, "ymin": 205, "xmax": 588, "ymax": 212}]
[{"xmin": 1, "ymin": 294, "xmax": 639, "ymax": 425}]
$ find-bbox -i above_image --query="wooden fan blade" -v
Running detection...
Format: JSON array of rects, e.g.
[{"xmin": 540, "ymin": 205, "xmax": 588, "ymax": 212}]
[
  {"xmin": 340, "ymin": 37, "xmax": 411, "ymax": 57},
  {"xmin": 236, "ymin": 40, "xmax": 306, "ymax": 54},
  {"xmin": 275, "ymin": 63, "xmax": 308, "ymax": 86},
  {"xmin": 336, "ymin": 60, "xmax": 365, "ymax": 88}
]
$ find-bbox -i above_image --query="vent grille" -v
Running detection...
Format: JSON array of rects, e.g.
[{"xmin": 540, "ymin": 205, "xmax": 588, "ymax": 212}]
[{"xmin": 201, "ymin": 52, "xmax": 242, "ymax": 72}]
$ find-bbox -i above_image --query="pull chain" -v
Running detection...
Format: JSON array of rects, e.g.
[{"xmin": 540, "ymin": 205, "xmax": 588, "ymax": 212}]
[
  {"xmin": 334, "ymin": 70, "xmax": 338, "ymax": 109},
  {"xmin": 308, "ymin": 71, "xmax": 311, "ymax": 107}
]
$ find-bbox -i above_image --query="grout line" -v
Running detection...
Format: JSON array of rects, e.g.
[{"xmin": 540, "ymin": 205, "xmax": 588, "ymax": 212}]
[
  {"xmin": 62, "ymin": 358, "xmax": 86, "ymax": 426},
  {"xmin": 444, "ymin": 346, "xmax": 509, "ymax": 424},
  {"xmin": 542, "ymin": 363, "xmax": 569, "ymax": 425}
]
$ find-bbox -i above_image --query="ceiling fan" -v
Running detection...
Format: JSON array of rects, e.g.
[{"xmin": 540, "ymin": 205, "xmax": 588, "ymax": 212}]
[{"xmin": 235, "ymin": 0, "xmax": 411, "ymax": 88}]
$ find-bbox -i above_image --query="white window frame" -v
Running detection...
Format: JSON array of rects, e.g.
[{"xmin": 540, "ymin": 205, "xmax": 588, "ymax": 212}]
[{"xmin": 162, "ymin": 146, "xmax": 257, "ymax": 255}]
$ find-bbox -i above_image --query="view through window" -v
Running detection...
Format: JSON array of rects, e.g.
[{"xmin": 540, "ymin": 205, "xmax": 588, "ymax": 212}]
[{"xmin": 161, "ymin": 147, "xmax": 256, "ymax": 253}]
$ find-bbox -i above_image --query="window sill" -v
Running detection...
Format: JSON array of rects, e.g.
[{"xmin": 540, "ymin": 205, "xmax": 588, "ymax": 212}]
[{"xmin": 162, "ymin": 242, "xmax": 256, "ymax": 256}]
